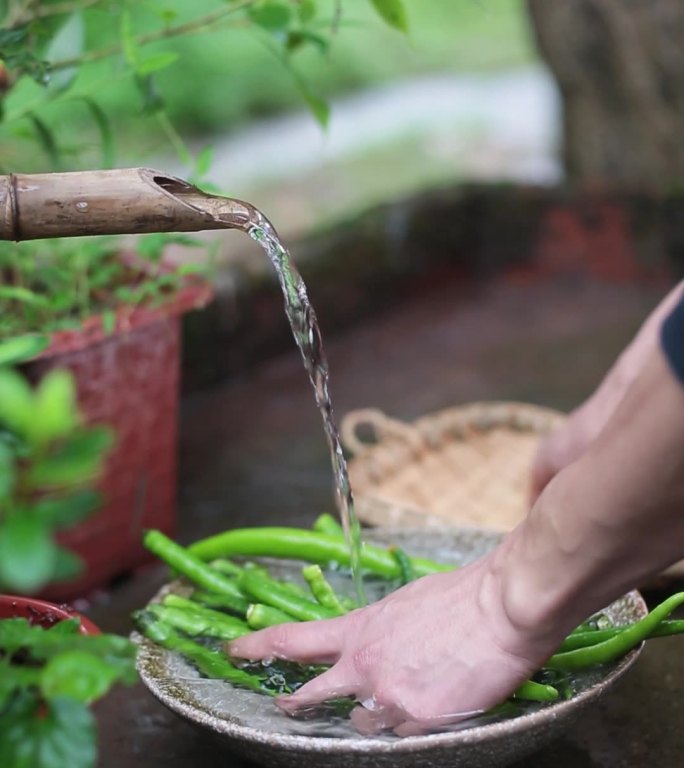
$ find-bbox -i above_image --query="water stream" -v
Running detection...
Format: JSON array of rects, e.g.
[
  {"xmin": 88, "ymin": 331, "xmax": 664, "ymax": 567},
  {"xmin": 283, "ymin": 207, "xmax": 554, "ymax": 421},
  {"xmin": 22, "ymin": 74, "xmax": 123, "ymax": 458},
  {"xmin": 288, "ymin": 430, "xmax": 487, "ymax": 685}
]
[
  {"xmin": 247, "ymin": 222, "xmax": 366, "ymax": 606},
  {"xmin": 170, "ymin": 185, "xmax": 366, "ymax": 602}
]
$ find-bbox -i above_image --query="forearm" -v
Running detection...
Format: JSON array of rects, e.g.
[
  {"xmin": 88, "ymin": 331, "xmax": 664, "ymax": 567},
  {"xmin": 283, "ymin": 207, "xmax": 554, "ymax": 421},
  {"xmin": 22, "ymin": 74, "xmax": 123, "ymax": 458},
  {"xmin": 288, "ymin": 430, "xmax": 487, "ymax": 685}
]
[{"xmin": 503, "ymin": 345, "xmax": 684, "ymax": 649}]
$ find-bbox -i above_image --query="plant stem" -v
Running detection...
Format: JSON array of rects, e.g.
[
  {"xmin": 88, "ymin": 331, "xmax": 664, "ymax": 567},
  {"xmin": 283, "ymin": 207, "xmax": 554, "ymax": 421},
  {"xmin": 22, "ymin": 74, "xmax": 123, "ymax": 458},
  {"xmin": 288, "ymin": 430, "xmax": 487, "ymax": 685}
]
[
  {"xmin": 7, "ymin": 0, "xmax": 100, "ymax": 28},
  {"xmin": 50, "ymin": 2, "xmax": 258, "ymax": 73}
]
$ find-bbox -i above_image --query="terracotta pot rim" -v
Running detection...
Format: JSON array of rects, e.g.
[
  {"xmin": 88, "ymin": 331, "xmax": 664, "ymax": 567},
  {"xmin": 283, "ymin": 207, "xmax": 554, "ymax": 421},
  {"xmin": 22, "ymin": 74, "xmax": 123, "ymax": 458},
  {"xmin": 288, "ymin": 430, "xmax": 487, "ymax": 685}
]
[
  {"xmin": 0, "ymin": 594, "xmax": 101, "ymax": 635},
  {"xmin": 34, "ymin": 278, "xmax": 213, "ymax": 360}
]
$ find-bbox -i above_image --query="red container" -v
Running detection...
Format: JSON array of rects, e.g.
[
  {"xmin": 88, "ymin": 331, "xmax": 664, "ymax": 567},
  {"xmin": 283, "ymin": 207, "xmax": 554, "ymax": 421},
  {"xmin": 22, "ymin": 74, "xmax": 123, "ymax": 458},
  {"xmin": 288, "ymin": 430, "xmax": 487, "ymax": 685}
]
[
  {"xmin": 23, "ymin": 281, "xmax": 212, "ymax": 601},
  {"xmin": 0, "ymin": 594, "xmax": 100, "ymax": 635}
]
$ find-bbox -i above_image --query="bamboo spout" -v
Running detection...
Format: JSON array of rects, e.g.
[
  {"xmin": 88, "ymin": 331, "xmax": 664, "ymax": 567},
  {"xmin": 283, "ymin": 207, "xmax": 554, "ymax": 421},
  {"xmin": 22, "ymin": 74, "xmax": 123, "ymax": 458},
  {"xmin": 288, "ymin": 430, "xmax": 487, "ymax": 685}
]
[{"xmin": 0, "ymin": 167, "xmax": 266, "ymax": 241}]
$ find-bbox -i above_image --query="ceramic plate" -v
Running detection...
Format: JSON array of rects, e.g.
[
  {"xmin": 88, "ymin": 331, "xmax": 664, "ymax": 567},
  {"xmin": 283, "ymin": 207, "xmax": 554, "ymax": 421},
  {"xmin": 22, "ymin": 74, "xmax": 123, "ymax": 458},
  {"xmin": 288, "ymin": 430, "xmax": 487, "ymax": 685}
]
[{"xmin": 134, "ymin": 527, "xmax": 646, "ymax": 768}]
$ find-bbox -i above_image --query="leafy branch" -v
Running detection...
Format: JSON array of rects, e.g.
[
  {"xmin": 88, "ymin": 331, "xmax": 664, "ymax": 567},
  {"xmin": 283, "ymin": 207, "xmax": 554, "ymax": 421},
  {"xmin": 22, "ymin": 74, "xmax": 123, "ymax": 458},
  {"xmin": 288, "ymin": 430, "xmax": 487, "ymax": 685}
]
[
  {"xmin": 49, "ymin": 1, "xmax": 259, "ymax": 73},
  {"xmin": 5, "ymin": 0, "xmax": 100, "ymax": 29}
]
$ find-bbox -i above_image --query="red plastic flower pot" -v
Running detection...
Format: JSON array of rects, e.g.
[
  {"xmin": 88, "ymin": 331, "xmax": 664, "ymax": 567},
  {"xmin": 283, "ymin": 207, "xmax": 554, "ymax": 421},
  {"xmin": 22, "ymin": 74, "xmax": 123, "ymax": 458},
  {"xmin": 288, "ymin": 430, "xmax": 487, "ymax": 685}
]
[
  {"xmin": 22, "ymin": 280, "xmax": 213, "ymax": 601},
  {"xmin": 0, "ymin": 595, "xmax": 100, "ymax": 635}
]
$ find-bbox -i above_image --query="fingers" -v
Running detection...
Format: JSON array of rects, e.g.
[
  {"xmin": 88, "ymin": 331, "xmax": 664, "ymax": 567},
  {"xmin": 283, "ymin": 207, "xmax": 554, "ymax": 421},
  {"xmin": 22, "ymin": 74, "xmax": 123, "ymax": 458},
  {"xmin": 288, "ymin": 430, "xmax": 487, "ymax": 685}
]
[
  {"xmin": 277, "ymin": 662, "xmax": 360, "ymax": 713},
  {"xmin": 229, "ymin": 616, "xmax": 347, "ymax": 664}
]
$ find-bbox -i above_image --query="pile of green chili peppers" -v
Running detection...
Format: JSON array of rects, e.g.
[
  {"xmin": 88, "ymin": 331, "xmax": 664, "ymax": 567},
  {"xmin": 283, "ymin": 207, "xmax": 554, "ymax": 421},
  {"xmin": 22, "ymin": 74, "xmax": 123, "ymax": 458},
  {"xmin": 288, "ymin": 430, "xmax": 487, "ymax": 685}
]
[{"xmin": 133, "ymin": 514, "xmax": 684, "ymax": 707}]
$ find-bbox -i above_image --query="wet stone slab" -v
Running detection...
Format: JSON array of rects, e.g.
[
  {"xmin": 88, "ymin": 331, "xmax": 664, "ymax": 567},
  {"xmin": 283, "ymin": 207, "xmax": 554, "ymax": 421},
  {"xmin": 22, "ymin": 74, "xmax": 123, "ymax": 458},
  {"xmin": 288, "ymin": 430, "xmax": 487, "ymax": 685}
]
[{"xmin": 90, "ymin": 275, "xmax": 684, "ymax": 767}]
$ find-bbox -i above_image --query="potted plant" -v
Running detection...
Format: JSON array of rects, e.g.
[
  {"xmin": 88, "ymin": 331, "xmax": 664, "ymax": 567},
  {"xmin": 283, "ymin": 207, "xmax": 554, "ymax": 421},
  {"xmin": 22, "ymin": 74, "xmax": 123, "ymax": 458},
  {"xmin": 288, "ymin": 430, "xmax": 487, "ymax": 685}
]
[
  {"xmin": 0, "ymin": 356, "xmax": 137, "ymax": 768},
  {"xmin": 0, "ymin": 235, "xmax": 213, "ymax": 598}
]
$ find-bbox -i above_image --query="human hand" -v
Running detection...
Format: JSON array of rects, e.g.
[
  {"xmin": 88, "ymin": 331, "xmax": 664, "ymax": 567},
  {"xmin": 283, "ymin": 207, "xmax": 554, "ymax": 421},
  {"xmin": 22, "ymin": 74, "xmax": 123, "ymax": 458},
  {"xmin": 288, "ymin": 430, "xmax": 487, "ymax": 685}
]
[{"xmin": 229, "ymin": 554, "xmax": 558, "ymax": 735}]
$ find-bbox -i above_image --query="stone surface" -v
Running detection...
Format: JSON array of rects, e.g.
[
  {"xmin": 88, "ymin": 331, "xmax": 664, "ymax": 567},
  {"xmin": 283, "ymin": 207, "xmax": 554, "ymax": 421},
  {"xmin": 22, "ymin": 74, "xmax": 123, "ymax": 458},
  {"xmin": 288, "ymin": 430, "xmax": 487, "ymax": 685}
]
[{"xmin": 89, "ymin": 271, "xmax": 684, "ymax": 767}]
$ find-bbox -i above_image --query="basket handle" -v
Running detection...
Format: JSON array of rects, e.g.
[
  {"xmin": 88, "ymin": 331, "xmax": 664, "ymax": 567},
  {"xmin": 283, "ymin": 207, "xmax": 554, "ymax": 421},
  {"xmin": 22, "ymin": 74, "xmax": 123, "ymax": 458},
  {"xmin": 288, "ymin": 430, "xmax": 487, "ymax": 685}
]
[{"xmin": 340, "ymin": 408, "xmax": 425, "ymax": 455}]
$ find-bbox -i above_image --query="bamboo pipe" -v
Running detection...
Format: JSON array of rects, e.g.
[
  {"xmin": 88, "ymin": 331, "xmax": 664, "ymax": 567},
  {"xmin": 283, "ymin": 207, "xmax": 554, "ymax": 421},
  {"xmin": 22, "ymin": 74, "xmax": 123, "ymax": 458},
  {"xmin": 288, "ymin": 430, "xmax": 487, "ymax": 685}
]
[{"xmin": 0, "ymin": 167, "xmax": 266, "ymax": 241}]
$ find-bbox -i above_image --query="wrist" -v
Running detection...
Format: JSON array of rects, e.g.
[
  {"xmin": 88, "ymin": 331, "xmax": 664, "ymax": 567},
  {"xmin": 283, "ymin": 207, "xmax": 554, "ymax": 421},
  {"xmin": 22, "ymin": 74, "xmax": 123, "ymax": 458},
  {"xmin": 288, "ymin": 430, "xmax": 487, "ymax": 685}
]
[{"xmin": 493, "ymin": 471, "xmax": 605, "ymax": 650}]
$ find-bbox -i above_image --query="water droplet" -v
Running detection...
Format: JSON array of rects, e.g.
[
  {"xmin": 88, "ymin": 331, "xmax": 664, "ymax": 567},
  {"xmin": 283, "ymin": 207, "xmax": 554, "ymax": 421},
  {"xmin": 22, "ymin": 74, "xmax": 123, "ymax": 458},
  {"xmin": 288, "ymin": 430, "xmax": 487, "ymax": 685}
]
[{"xmin": 76, "ymin": 201, "xmax": 88, "ymax": 210}]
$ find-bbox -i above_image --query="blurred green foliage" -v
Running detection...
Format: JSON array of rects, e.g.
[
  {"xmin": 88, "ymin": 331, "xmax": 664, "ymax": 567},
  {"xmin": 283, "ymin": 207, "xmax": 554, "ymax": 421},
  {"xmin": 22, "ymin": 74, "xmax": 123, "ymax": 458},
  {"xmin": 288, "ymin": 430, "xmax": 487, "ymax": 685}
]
[
  {"xmin": 0, "ymin": 234, "xmax": 208, "ymax": 339},
  {"xmin": 1, "ymin": 0, "xmax": 533, "ymax": 172},
  {"xmin": 0, "ymin": 361, "xmax": 113, "ymax": 594}
]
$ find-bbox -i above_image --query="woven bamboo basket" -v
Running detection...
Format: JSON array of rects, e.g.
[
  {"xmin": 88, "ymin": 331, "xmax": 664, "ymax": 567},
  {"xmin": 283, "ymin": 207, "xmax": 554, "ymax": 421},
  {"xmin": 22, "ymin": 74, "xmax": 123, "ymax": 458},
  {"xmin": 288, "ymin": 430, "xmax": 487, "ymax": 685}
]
[
  {"xmin": 341, "ymin": 401, "xmax": 684, "ymax": 582},
  {"xmin": 341, "ymin": 401, "xmax": 565, "ymax": 532}
]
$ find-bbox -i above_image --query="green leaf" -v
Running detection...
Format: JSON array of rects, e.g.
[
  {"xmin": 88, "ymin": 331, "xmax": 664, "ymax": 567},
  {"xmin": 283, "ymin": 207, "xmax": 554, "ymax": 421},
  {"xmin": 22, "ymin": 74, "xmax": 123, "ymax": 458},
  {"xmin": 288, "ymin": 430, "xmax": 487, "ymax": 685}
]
[
  {"xmin": 0, "ymin": 694, "xmax": 97, "ymax": 768},
  {"xmin": 135, "ymin": 233, "xmax": 201, "ymax": 261},
  {"xmin": 0, "ymin": 26, "xmax": 51, "ymax": 86},
  {"xmin": 249, "ymin": 1, "xmax": 293, "ymax": 31},
  {"xmin": 51, "ymin": 547, "xmax": 83, "ymax": 582},
  {"xmin": 27, "ymin": 427, "xmax": 113, "ymax": 489},
  {"xmin": 28, "ymin": 369, "xmax": 79, "ymax": 447},
  {"xmin": 369, "ymin": 0, "xmax": 409, "ymax": 33},
  {"xmin": 42, "ymin": 651, "xmax": 120, "ymax": 703},
  {"xmin": 27, "ymin": 115, "xmax": 61, "ymax": 170},
  {"xmin": 194, "ymin": 145, "xmax": 214, "ymax": 179},
  {"xmin": 137, "ymin": 52, "xmax": 179, "ymax": 76},
  {"xmin": 301, "ymin": 89, "xmax": 329, "ymax": 128},
  {"xmin": 0, "ymin": 28, "xmax": 27, "ymax": 48},
  {"xmin": 0, "ymin": 618, "xmax": 35, "ymax": 652},
  {"xmin": 45, "ymin": 12, "xmax": 84, "ymax": 92},
  {"xmin": 120, "ymin": 10, "xmax": 139, "ymax": 68},
  {"xmin": 297, "ymin": 0, "xmax": 317, "ymax": 23},
  {"xmin": 0, "ymin": 513, "xmax": 57, "ymax": 593},
  {"xmin": 0, "ymin": 335, "xmax": 49, "ymax": 366},
  {"xmin": 176, "ymin": 263, "xmax": 206, "ymax": 276},
  {"xmin": 0, "ymin": 286, "xmax": 50, "ymax": 306},
  {"xmin": 286, "ymin": 30, "xmax": 329, "ymax": 55},
  {"xmin": 101, "ymin": 310, "xmax": 116, "ymax": 335},
  {"xmin": 46, "ymin": 618, "xmax": 81, "ymax": 637},
  {"xmin": 81, "ymin": 98, "xmax": 115, "ymax": 169},
  {"xmin": 135, "ymin": 74, "xmax": 164, "ymax": 115},
  {"xmin": 0, "ymin": 618, "xmax": 136, "ymax": 675},
  {"xmin": 0, "ymin": 368, "xmax": 34, "ymax": 437},
  {"xmin": 0, "ymin": 664, "xmax": 39, "ymax": 709},
  {"xmin": 33, "ymin": 489, "xmax": 102, "ymax": 529},
  {"xmin": 0, "ymin": 440, "xmax": 15, "ymax": 499},
  {"xmin": 282, "ymin": 56, "xmax": 330, "ymax": 128}
]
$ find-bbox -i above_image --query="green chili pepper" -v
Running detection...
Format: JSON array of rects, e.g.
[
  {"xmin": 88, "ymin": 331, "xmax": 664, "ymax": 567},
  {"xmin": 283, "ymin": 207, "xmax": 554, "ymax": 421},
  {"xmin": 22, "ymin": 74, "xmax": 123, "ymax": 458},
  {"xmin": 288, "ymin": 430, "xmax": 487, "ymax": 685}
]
[
  {"xmin": 312, "ymin": 513, "xmax": 344, "ymax": 537},
  {"xmin": 133, "ymin": 611, "xmax": 266, "ymax": 693},
  {"xmin": 188, "ymin": 527, "xmax": 452, "ymax": 579},
  {"xmin": 190, "ymin": 589, "xmax": 249, "ymax": 617},
  {"xmin": 302, "ymin": 565, "xmax": 346, "ymax": 614},
  {"xmin": 239, "ymin": 570, "xmax": 338, "ymax": 622},
  {"xmin": 144, "ymin": 530, "xmax": 250, "ymax": 613},
  {"xmin": 389, "ymin": 546, "xmax": 415, "ymax": 585},
  {"xmin": 548, "ymin": 592, "xmax": 684, "ymax": 670},
  {"xmin": 209, "ymin": 558, "xmax": 244, "ymax": 577},
  {"xmin": 162, "ymin": 593, "xmax": 250, "ymax": 629},
  {"xmin": 149, "ymin": 604, "xmax": 249, "ymax": 641},
  {"xmin": 246, "ymin": 604, "xmax": 296, "ymax": 630},
  {"xmin": 512, "ymin": 680, "xmax": 559, "ymax": 702},
  {"xmin": 558, "ymin": 618, "xmax": 684, "ymax": 652}
]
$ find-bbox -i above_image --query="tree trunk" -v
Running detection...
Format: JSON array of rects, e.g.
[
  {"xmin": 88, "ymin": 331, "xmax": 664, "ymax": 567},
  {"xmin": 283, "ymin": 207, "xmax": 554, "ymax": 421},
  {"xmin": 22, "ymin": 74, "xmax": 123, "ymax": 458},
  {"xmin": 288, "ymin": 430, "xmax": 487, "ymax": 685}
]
[{"xmin": 526, "ymin": 0, "xmax": 684, "ymax": 189}]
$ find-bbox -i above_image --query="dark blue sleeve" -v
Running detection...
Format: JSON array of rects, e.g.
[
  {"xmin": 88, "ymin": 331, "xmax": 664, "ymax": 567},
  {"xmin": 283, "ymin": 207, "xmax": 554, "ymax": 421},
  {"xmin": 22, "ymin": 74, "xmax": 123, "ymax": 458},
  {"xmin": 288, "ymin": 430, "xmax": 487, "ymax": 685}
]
[{"xmin": 661, "ymin": 294, "xmax": 684, "ymax": 385}]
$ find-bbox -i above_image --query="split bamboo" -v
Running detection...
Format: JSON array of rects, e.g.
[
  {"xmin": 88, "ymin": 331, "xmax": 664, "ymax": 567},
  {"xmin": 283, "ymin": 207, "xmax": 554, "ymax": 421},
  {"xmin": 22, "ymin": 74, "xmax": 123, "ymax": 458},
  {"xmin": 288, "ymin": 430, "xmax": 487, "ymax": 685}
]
[{"xmin": 0, "ymin": 167, "xmax": 261, "ymax": 241}]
